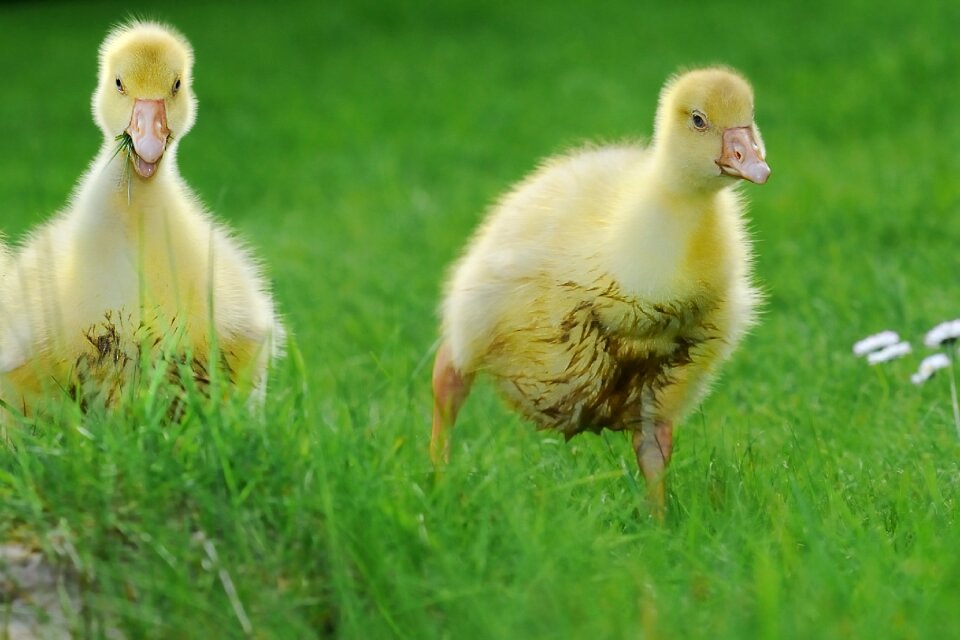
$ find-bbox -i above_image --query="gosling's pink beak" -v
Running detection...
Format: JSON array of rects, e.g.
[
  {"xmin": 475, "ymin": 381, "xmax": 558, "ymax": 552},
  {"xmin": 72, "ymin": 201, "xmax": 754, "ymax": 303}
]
[
  {"xmin": 126, "ymin": 99, "xmax": 169, "ymax": 179},
  {"xmin": 717, "ymin": 126, "xmax": 770, "ymax": 184}
]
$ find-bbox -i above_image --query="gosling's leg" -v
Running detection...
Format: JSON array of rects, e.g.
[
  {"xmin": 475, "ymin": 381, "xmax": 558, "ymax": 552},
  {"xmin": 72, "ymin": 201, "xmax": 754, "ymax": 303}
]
[
  {"xmin": 430, "ymin": 341, "xmax": 473, "ymax": 465},
  {"xmin": 632, "ymin": 421, "xmax": 674, "ymax": 520},
  {"xmin": 632, "ymin": 413, "xmax": 674, "ymax": 521}
]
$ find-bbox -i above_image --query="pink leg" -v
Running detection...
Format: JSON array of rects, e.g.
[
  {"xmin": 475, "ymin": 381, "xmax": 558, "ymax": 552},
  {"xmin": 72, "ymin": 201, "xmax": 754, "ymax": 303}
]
[
  {"xmin": 632, "ymin": 418, "xmax": 674, "ymax": 521},
  {"xmin": 431, "ymin": 342, "xmax": 474, "ymax": 465}
]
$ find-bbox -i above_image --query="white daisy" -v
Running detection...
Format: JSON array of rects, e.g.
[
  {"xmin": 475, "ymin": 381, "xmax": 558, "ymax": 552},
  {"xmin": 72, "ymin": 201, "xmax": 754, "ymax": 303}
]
[
  {"xmin": 910, "ymin": 353, "xmax": 951, "ymax": 385},
  {"xmin": 923, "ymin": 319, "xmax": 960, "ymax": 348},
  {"xmin": 867, "ymin": 341, "xmax": 912, "ymax": 365},
  {"xmin": 853, "ymin": 330, "xmax": 901, "ymax": 356}
]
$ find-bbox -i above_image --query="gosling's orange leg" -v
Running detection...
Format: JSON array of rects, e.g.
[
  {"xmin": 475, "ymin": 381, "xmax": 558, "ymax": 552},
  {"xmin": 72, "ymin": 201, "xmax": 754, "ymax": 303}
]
[
  {"xmin": 431, "ymin": 341, "xmax": 474, "ymax": 465},
  {"xmin": 633, "ymin": 419, "xmax": 674, "ymax": 521}
]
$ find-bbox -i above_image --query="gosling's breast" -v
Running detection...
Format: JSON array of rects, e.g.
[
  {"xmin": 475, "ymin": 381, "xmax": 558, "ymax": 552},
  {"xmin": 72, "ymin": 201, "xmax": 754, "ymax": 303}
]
[{"xmin": 490, "ymin": 282, "xmax": 721, "ymax": 437}]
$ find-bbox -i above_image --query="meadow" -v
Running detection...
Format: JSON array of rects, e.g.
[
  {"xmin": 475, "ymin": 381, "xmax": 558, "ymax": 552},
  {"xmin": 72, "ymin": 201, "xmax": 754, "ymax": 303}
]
[{"xmin": 1, "ymin": 0, "xmax": 959, "ymax": 637}]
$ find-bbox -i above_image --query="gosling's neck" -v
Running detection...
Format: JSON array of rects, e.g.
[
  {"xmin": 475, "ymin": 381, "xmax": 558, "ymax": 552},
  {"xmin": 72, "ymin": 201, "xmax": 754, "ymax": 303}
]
[
  {"xmin": 607, "ymin": 152, "xmax": 728, "ymax": 301},
  {"xmin": 78, "ymin": 143, "xmax": 181, "ymax": 221},
  {"xmin": 646, "ymin": 141, "xmax": 731, "ymax": 201}
]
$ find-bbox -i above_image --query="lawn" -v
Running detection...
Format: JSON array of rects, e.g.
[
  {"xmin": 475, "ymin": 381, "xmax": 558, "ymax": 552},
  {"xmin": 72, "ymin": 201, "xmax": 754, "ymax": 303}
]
[{"xmin": 1, "ymin": 0, "xmax": 959, "ymax": 637}]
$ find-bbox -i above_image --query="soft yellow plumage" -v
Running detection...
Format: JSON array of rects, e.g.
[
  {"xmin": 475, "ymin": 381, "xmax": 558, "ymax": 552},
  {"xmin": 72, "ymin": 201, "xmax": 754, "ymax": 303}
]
[
  {"xmin": 431, "ymin": 67, "xmax": 770, "ymax": 516},
  {"xmin": 0, "ymin": 21, "xmax": 283, "ymax": 420}
]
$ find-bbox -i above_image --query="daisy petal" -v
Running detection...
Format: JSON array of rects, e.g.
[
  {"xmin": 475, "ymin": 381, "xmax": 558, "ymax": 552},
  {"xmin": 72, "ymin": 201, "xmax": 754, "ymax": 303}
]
[
  {"xmin": 924, "ymin": 319, "xmax": 960, "ymax": 348},
  {"xmin": 911, "ymin": 353, "xmax": 951, "ymax": 384},
  {"xmin": 867, "ymin": 341, "xmax": 912, "ymax": 365},
  {"xmin": 853, "ymin": 330, "xmax": 901, "ymax": 356}
]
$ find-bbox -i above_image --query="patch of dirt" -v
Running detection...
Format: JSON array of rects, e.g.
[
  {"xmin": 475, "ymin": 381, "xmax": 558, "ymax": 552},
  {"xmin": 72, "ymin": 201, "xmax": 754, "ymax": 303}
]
[{"xmin": 0, "ymin": 543, "xmax": 80, "ymax": 639}]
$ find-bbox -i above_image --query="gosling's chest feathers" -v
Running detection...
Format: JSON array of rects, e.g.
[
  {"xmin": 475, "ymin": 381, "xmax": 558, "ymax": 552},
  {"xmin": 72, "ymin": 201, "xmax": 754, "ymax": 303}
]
[
  {"xmin": 589, "ymin": 281, "xmax": 719, "ymax": 354},
  {"xmin": 492, "ymin": 280, "xmax": 722, "ymax": 438},
  {"xmin": 71, "ymin": 162, "xmax": 208, "ymax": 321},
  {"xmin": 607, "ymin": 184, "xmax": 739, "ymax": 304}
]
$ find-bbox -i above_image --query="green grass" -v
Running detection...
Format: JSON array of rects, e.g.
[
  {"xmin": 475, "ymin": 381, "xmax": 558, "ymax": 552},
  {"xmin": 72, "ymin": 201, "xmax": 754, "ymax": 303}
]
[{"xmin": 2, "ymin": 0, "xmax": 960, "ymax": 637}]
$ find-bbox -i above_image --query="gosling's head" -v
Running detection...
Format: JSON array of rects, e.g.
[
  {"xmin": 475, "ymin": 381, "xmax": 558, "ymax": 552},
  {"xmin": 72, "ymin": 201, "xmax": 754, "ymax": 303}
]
[
  {"xmin": 92, "ymin": 21, "xmax": 196, "ymax": 179},
  {"xmin": 652, "ymin": 67, "xmax": 770, "ymax": 189}
]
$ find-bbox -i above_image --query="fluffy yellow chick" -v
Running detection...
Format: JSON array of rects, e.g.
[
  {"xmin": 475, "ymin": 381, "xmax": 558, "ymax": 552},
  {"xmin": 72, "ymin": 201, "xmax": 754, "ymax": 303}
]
[
  {"xmin": 0, "ymin": 21, "xmax": 283, "ymax": 419},
  {"xmin": 432, "ymin": 67, "xmax": 770, "ymax": 517}
]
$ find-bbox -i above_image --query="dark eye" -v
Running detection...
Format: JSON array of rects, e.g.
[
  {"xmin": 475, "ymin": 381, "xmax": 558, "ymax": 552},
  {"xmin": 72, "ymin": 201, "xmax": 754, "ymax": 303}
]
[
  {"xmin": 115, "ymin": 76, "xmax": 125, "ymax": 94},
  {"xmin": 172, "ymin": 77, "xmax": 181, "ymax": 95},
  {"xmin": 692, "ymin": 113, "xmax": 707, "ymax": 131}
]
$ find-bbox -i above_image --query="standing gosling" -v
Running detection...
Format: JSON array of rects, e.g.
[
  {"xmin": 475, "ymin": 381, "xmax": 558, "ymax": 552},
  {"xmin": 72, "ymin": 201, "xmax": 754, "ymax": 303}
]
[
  {"xmin": 0, "ymin": 21, "xmax": 283, "ymax": 418},
  {"xmin": 432, "ymin": 67, "xmax": 770, "ymax": 517}
]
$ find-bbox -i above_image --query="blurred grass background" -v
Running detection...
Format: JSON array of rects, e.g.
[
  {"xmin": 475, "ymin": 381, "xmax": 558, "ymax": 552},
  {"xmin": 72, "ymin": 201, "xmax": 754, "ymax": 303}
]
[{"xmin": 1, "ymin": 0, "xmax": 959, "ymax": 637}]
